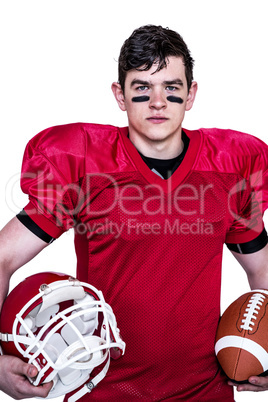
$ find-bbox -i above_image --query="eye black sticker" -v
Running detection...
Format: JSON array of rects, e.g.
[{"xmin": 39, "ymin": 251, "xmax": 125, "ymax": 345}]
[
  {"xmin": 167, "ymin": 96, "xmax": 184, "ymax": 104},
  {"xmin": 131, "ymin": 96, "xmax": 150, "ymax": 102},
  {"xmin": 131, "ymin": 95, "xmax": 184, "ymax": 104}
]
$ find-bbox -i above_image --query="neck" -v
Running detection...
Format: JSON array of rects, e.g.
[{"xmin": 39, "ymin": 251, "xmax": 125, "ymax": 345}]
[{"xmin": 129, "ymin": 130, "xmax": 184, "ymax": 159}]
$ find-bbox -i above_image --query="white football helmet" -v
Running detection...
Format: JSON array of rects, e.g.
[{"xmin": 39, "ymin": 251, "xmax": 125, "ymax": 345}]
[{"xmin": 0, "ymin": 272, "xmax": 125, "ymax": 401}]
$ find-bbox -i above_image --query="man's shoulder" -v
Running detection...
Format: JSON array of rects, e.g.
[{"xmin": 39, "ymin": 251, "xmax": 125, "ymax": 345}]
[
  {"xmin": 190, "ymin": 127, "xmax": 268, "ymax": 177},
  {"xmin": 22, "ymin": 123, "xmax": 131, "ymax": 178},
  {"xmin": 28, "ymin": 122, "xmax": 124, "ymax": 155},
  {"xmin": 200, "ymin": 127, "xmax": 267, "ymax": 156}
]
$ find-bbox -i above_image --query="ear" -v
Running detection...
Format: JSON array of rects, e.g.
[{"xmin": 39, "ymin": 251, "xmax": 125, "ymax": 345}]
[
  {"xmin": 185, "ymin": 81, "xmax": 198, "ymax": 111},
  {"xmin": 111, "ymin": 82, "xmax": 126, "ymax": 111}
]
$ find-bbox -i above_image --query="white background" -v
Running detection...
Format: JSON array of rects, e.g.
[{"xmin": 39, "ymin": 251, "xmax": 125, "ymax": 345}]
[{"xmin": 0, "ymin": 0, "xmax": 267, "ymax": 401}]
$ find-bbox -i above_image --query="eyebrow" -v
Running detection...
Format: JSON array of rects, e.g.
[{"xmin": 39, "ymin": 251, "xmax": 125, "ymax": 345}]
[
  {"xmin": 163, "ymin": 79, "xmax": 184, "ymax": 87},
  {"xmin": 130, "ymin": 79, "xmax": 151, "ymax": 87},
  {"xmin": 130, "ymin": 78, "xmax": 184, "ymax": 87}
]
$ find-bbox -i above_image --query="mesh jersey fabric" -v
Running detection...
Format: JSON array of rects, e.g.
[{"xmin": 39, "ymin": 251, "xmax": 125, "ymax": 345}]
[{"xmin": 19, "ymin": 123, "xmax": 268, "ymax": 401}]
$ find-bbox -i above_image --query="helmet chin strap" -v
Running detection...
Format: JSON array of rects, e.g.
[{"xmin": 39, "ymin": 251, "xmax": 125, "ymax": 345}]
[{"xmin": 67, "ymin": 354, "xmax": 111, "ymax": 402}]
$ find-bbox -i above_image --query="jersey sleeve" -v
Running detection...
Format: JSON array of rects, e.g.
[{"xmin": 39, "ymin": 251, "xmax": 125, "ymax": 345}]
[
  {"xmin": 17, "ymin": 209, "xmax": 55, "ymax": 243},
  {"xmin": 20, "ymin": 124, "xmax": 86, "ymax": 238},
  {"xmin": 225, "ymin": 139, "xmax": 268, "ymax": 246}
]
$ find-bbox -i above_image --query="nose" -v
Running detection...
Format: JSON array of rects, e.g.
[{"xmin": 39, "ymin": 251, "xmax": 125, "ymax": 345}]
[{"xmin": 149, "ymin": 89, "xmax": 167, "ymax": 110}]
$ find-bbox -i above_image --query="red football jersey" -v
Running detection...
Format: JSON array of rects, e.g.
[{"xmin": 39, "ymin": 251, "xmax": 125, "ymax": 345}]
[{"xmin": 20, "ymin": 123, "xmax": 268, "ymax": 401}]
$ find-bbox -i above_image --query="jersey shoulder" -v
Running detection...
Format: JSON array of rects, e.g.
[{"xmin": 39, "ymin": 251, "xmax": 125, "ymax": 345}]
[
  {"xmin": 23, "ymin": 123, "xmax": 131, "ymax": 180},
  {"xmin": 196, "ymin": 128, "xmax": 268, "ymax": 178},
  {"xmin": 27, "ymin": 122, "xmax": 121, "ymax": 156}
]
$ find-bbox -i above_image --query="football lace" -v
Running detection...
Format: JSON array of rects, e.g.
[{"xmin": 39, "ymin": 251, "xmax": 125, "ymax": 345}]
[{"xmin": 240, "ymin": 293, "xmax": 266, "ymax": 331}]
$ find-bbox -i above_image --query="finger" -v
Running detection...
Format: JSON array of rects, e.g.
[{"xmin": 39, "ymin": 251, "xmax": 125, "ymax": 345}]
[
  {"xmin": 11, "ymin": 360, "xmax": 53, "ymax": 398},
  {"xmin": 11, "ymin": 358, "xmax": 38, "ymax": 378},
  {"xmin": 248, "ymin": 376, "xmax": 268, "ymax": 389},
  {"xmin": 235, "ymin": 383, "xmax": 262, "ymax": 392},
  {"xmin": 15, "ymin": 377, "xmax": 53, "ymax": 399},
  {"xmin": 227, "ymin": 380, "xmax": 258, "ymax": 393},
  {"xmin": 21, "ymin": 368, "xmax": 54, "ymax": 398},
  {"xmin": 227, "ymin": 380, "xmax": 237, "ymax": 387},
  {"xmin": 32, "ymin": 381, "xmax": 54, "ymax": 398},
  {"xmin": 24, "ymin": 364, "xmax": 39, "ymax": 379},
  {"xmin": 233, "ymin": 377, "xmax": 268, "ymax": 393}
]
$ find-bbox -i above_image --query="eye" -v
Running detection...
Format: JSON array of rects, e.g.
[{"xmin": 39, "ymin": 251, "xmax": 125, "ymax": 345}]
[
  {"xmin": 166, "ymin": 86, "xmax": 177, "ymax": 91},
  {"xmin": 137, "ymin": 86, "xmax": 149, "ymax": 91}
]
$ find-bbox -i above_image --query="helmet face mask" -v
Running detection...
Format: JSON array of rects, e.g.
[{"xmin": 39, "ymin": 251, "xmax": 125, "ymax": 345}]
[{"xmin": 0, "ymin": 272, "xmax": 125, "ymax": 400}]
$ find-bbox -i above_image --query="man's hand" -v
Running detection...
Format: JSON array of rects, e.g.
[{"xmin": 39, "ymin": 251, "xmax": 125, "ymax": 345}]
[
  {"xmin": 0, "ymin": 355, "xmax": 53, "ymax": 399},
  {"xmin": 228, "ymin": 375, "xmax": 268, "ymax": 393}
]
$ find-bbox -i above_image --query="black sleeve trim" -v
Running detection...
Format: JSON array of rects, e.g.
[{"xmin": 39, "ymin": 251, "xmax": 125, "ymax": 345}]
[
  {"xmin": 226, "ymin": 228, "xmax": 268, "ymax": 254},
  {"xmin": 16, "ymin": 210, "xmax": 55, "ymax": 244}
]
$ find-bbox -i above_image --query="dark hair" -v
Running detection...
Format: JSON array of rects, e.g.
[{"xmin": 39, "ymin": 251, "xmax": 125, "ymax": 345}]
[{"xmin": 118, "ymin": 25, "xmax": 194, "ymax": 93}]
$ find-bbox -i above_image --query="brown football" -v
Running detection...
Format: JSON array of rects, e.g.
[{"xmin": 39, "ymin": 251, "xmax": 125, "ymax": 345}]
[{"xmin": 215, "ymin": 289, "xmax": 268, "ymax": 382}]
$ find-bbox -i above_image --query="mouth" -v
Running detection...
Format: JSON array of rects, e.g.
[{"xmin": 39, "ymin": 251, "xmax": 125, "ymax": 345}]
[{"xmin": 147, "ymin": 116, "xmax": 168, "ymax": 124}]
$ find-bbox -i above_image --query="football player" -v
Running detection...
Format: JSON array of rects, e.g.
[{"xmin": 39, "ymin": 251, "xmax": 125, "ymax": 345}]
[{"xmin": 0, "ymin": 25, "xmax": 268, "ymax": 401}]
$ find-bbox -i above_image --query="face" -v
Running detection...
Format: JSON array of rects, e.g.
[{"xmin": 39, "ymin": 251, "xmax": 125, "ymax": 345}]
[{"xmin": 112, "ymin": 56, "xmax": 197, "ymax": 157}]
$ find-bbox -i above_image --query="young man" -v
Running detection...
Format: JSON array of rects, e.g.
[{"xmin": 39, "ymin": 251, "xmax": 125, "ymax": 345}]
[{"xmin": 0, "ymin": 25, "xmax": 268, "ymax": 401}]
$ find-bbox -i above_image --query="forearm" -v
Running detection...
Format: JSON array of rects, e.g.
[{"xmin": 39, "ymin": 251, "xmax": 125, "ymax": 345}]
[
  {"xmin": 0, "ymin": 261, "xmax": 12, "ymax": 312},
  {"xmin": 247, "ymin": 265, "xmax": 268, "ymax": 290}
]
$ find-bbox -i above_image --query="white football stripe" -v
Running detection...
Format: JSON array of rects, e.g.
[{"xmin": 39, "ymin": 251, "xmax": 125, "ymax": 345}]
[{"xmin": 215, "ymin": 335, "xmax": 268, "ymax": 371}]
